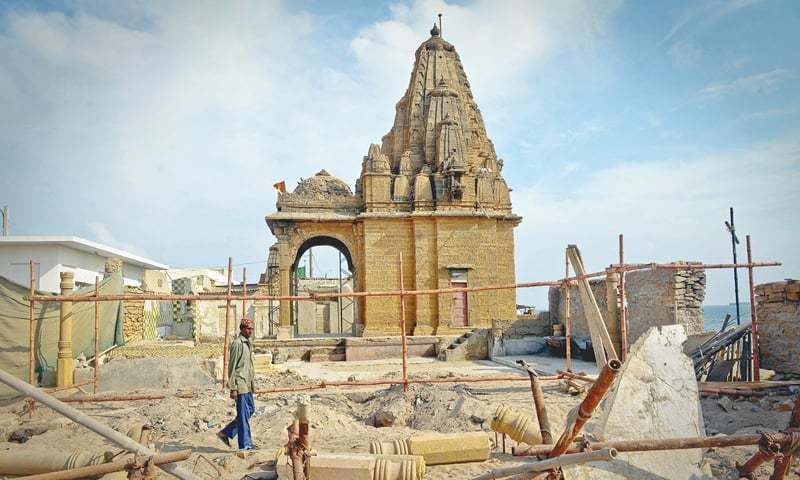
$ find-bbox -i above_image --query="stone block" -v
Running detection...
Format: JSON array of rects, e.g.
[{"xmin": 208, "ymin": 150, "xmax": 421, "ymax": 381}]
[{"xmin": 565, "ymin": 325, "xmax": 711, "ymax": 479}]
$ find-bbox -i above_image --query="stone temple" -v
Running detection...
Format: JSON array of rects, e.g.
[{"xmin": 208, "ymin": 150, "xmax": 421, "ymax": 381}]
[{"xmin": 266, "ymin": 24, "xmax": 520, "ymax": 338}]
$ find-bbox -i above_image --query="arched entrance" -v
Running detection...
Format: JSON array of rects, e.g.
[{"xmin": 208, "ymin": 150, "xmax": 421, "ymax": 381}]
[{"xmin": 291, "ymin": 236, "xmax": 358, "ymax": 337}]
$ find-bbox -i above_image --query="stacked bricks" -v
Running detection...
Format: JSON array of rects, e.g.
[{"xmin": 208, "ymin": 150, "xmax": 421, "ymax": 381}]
[
  {"xmin": 755, "ymin": 280, "xmax": 800, "ymax": 374},
  {"xmin": 122, "ymin": 285, "xmax": 145, "ymax": 342}
]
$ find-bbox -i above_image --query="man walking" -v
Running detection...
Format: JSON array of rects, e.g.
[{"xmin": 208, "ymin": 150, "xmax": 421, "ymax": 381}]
[{"xmin": 218, "ymin": 318, "xmax": 258, "ymax": 450}]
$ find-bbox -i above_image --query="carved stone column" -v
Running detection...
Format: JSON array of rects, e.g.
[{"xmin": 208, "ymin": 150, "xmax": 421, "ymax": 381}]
[{"xmin": 56, "ymin": 272, "xmax": 74, "ymax": 387}]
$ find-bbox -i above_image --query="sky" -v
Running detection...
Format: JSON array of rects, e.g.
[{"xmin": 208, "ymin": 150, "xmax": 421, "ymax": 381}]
[{"xmin": 1, "ymin": 0, "xmax": 798, "ymax": 309}]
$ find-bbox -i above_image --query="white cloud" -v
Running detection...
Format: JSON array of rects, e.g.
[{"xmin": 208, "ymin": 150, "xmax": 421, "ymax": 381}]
[
  {"xmin": 513, "ymin": 134, "xmax": 800, "ymax": 307},
  {"xmin": 691, "ymin": 68, "xmax": 795, "ymax": 103},
  {"xmin": 668, "ymin": 41, "xmax": 704, "ymax": 67}
]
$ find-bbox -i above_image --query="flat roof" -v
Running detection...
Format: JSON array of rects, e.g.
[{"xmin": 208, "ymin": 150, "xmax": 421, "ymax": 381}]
[{"xmin": 0, "ymin": 236, "xmax": 169, "ymax": 269}]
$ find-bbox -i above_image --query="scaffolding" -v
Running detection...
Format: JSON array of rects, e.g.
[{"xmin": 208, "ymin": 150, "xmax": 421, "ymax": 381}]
[{"xmin": 21, "ymin": 234, "xmax": 780, "ymax": 402}]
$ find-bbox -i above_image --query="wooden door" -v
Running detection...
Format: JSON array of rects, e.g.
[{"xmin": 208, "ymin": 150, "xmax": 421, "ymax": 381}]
[{"xmin": 451, "ymin": 281, "xmax": 468, "ymax": 327}]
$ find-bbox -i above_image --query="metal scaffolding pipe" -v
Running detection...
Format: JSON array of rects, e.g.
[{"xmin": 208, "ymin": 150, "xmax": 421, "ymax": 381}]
[
  {"xmin": 399, "ymin": 253, "xmax": 408, "ymax": 392},
  {"xmin": 222, "ymin": 257, "xmax": 233, "ymax": 391},
  {"xmin": 517, "ymin": 360, "xmax": 552, "ymax": 444},
  {"xmin": 770, "ymin": 395, "xmax": 800, "ymax": 480},
  {"xmin": 514, "ymin": 433, "xmax": 775, "ymax": 456},
  {"xmin": 16, "ymin": 450, "xmax": 191, "ymax": 480},
  {"xmin": 0, "ymin": 368, "xmax": 200, "ymax": 480},
  {"xmin": 549, "ymin": 359, "xmax": 621, "ymax": 457},
  {"xmin": 472, "ymin": 448, "xmax": 617, "ymax": 480},
  {"xmin": 746, "ymin": 235, "xmax": 761, "ymax": 382}
]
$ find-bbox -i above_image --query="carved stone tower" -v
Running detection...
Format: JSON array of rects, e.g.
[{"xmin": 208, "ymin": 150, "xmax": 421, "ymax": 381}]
[{"xmin": 267, "ymin": 24, "xmax": 521, "ymax": 338}]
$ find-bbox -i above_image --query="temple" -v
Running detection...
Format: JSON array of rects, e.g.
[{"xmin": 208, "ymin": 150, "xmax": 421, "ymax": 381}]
[{"xmin": 266, "ymin": 24, "xmax": 521, "ymax": 338}]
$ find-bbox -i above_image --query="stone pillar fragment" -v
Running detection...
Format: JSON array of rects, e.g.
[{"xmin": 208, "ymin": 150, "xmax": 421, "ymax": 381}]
[{"xmin": 56, "ymin": 272, "xmax": 74, "ymax": 387}]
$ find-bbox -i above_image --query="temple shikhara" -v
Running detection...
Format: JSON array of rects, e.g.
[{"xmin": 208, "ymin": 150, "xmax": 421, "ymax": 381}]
[{"xmin": 266, "ymin": 23, "xmax": 521, "ymax": 338}]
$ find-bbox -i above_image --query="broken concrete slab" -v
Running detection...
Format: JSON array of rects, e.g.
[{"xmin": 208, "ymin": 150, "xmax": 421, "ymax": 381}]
[{"xmin": 564, "ymin": 325, "xmax": 713, "ymax": 479}]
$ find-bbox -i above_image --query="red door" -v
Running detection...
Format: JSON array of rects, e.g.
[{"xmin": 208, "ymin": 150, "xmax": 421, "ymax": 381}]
[{"xmin": 451, "ymin": 281, "xmax": 468, "ymax": 327}]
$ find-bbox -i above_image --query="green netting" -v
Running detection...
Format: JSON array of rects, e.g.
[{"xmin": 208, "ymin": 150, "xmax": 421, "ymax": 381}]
[{"xmin": 0, "ymin": 272, "xmax": 125, "ymax": 398}]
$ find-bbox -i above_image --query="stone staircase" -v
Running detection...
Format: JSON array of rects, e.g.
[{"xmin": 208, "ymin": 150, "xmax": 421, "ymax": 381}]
[{"xmin": 438, "ymin": 329, "xmax": 489, "ymax": 361}]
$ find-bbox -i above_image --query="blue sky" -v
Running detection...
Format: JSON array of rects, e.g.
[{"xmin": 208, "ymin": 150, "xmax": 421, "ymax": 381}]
[{"xmin": 1, "ymin": 0, "xmax": 798, "ymax": 308}]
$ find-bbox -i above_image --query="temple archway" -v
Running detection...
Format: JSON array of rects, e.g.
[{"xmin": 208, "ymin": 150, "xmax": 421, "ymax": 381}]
[{"xmin": 290, "ymin": 235, "xmax": 359, "ymax": 337}]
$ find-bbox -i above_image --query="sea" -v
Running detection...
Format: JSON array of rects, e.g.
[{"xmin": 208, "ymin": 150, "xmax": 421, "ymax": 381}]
[{"xmin": 703, "ymin": 304, "xmax": 752, "ymax": 332}]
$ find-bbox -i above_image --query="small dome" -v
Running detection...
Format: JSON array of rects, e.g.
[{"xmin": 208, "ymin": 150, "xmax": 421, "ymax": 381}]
[{"xmin": 293, "ymin": 170, "xmax": 353, "ymax": 197}]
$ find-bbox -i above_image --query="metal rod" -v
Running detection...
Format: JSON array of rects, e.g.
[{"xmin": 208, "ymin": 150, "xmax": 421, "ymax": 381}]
[
  {"xmin": 737, "ymin": 432, "xmax": 784, "ymax": 477},
  {"xmin": 0, "ymin": 368, "xmax": 201, "ymax": 480},
  {"xmin": 770, "ymin": 395, "xmax": 800, "ymax": 479},
  {"xmin": 242, "ymin": 266, "xmax": 247, "ymax": 321},
  {"xmin": 16, "ymin": 449, "xmax": 192, "ymax": 480},
  {"xmin": 60, "ymin": 392, "xmax": 195, "ymax": 403},
  {"xmin": 517, "ymin": 360, "xmax": 553, "ymax": 444},
  {"xmin": 42, "ymin": 379, "xmax": 94, "ymax": 394},
  {"xmin": 399, "ymin": 253, "xmax": 408, "ymax": 392},
  {"xmin": 93, "ymin": 277, "xmax": 99, "ymax": 395},
  {"xmin": 556, "ymin": 370, "xmax": 596, "ymax": 383},
  {"xmin": 565, "ymin": 249, "xmax": 572, "ymax": 372},
  {"xmin": 550, "ymin": 359, "xmax": 622, "ymax": 457},
  {"xmin": 30, "ymin": 261, "xmax": 781, "ymax": 304},
  {"xmin": 514, "ymin": 432, "xmax": 784, "ymax": 456},
  {"xmin": 254, "ymin": 374, "xmax": 559, "ymax": 395},
  {"xmin": 222, "ymin": 257, "xmax": 233, "ymax": 391},
  {"xmin": 618, "ymin": 234, "xmax": 628, "ymax": 361},
  {"xmin": 746, "ymin": 235, "xmax": 760, "ymax": 382},
  {"xmin": 29, "ymin": 259, "xmax": 35, "ymax": 386},
  {"xmin": 473, "ymin": 448, "xmax": 617, "ymax": 480}
]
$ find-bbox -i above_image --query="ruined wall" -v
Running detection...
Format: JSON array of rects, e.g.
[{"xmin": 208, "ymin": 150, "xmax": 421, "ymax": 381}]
[
  {"xmin": 490, "ymin": 315, "xmax": 550, "ymax": 357},
  {"xmin": 626, "ymin": 265, "xmax": 705, "ymax": 342},
  {"xmin": 756, "ymin": 280, "xmax": 800, "ymax": 374},
  {"xmin": 548, "ymin": 263, "xmax": 705, "ymax": 346},
  {"xmin": 122, "ymin": 285, "xmax": 145, "ymax": 342},
  {"xmin": 548, "ymin": 279, "xmax": 608, "ymax": 338}
]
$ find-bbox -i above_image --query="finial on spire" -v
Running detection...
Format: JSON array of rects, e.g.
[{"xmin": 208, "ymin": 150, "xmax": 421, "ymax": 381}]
[
  {"xmin": 438, "ymin": 13, "xmax": 442, "ymax": 37},
  {"xmin": 430, "ymin": 22, "xmax": 440, "ymax": 37}
]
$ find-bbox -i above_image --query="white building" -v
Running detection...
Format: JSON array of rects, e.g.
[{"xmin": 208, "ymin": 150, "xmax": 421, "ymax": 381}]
[{"xmin": 0, "ymin": 236, "xmax": 168, "ymax": 292}]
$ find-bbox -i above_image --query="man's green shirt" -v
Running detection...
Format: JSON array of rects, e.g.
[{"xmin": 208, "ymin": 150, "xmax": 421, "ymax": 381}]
[{"xmin": 227, "ymin": 334, "xmax": 255, "ymax": 393}]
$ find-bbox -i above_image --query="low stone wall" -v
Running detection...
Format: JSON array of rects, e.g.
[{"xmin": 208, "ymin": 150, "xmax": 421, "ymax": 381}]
[
  {"xmin": 756, "ymin": 280, "xmax": 800, "ymax": 374},
  {"xmin": 122, "ymin": 286, "xmax": 145, "ymax": 342},
  {"xmin": 490, "ymin": 317, "xmax": 550, "ymax": 357}
]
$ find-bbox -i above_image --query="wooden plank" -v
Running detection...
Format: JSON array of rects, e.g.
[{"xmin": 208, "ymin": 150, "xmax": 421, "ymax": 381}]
[{"xmin": 566, "ymin": 245, "xmax": 618, "ymax": 368}]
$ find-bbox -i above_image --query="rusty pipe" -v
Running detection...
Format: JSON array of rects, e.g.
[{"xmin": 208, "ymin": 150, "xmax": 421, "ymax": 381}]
[
  {"xmin": 770, "ymin": 395, "xmax": 800, "ymax": 480},
  {"xmin": 737, "ymin": 431, "xmax": 784, "ymax": 477},
  {"xmin": 472, "ymin": 448, "xmax": 617, "ymax": 480},
  {"xmin": 513, "ymin": 432, "xmax": 789, "ymax": 456},
  {"xmin": 15, "ymin": 450, "xmax": 191, "ymax": 480},
  {"xmin": 222, "ymin": 257, "xmax": 233, "ymax": 391},
  {"xmin": 60, "ymin": 393, "xmax": 194, "ymax": 403},
  {"xmin": 517, "ymin": 360, "xmax": 553, "ymax": 444},
  {"xmin": 746, "ymin": 235, "xmax": 761, "ymax": 382},
  {"xmin": 549, "ymin": 359, "xmax": 621, "ymax": 457},
  {"xmin": 556, "ymin": 370, "xmax": 596, "ymax": 383}
]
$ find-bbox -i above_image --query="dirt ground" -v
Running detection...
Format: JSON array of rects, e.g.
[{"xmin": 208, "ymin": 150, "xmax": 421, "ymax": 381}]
[{"xmin": 0, "ymin": 358, "xmax": 797, "ymax": 479}]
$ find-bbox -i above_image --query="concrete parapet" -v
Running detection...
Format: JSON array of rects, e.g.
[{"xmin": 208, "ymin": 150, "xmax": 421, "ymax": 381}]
[{"xmin": 370, "ymin": 432, "xmax": 491, "ymax": 465}]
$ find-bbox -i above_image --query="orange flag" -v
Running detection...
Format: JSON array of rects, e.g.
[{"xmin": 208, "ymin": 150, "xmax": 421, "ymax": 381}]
[{"xmin": 273, "ymin": 181, "xmax": 286, "ymax": 193}]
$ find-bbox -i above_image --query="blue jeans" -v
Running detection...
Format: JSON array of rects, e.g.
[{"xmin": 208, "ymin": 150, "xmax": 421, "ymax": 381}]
[{"xmin": 220, "ymin": 392, "xmax": 255, "ymax": 449}]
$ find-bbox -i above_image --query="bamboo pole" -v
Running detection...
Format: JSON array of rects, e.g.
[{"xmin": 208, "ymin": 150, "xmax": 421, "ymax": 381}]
[
  {"xmin": 399, "ymin": 253, "xmax": 408, "ymax": 392},
  {"xmin": 746, "ymin": 235, "xmax": 760, "ymax": 382},
  {"xmin": 222, "ymin": 257, "xmax": 233, "ymax": 391},
  {"xmin": 93, "ymin": 277, "xmax": 99, "ymax": 395},
  {"xmin": 550, "ymin": 360, "xmax": 621, "ymax": 457},
  {"xmin": 0, "ymin": 368, "xmax": 201, "ymax": 480},
  {"xmin": 16, "ymin": 449, "xmax": 191, "ymax": 480}
]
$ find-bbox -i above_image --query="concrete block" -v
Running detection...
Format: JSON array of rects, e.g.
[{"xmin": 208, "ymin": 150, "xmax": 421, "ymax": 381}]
[{"xmin": 564, "ymin": 325, "xmax": 711, "ymax": 479}]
